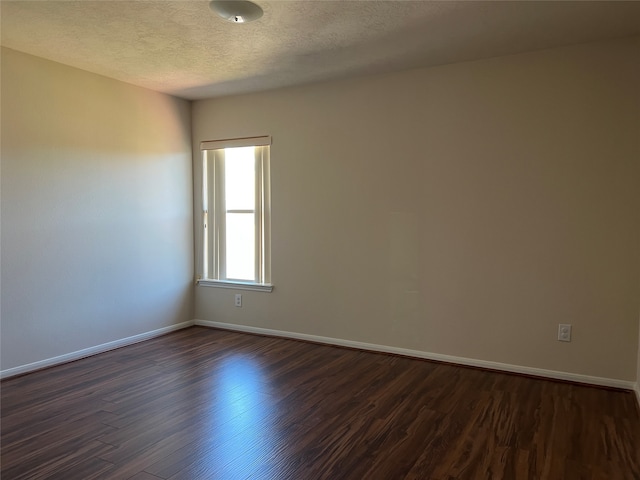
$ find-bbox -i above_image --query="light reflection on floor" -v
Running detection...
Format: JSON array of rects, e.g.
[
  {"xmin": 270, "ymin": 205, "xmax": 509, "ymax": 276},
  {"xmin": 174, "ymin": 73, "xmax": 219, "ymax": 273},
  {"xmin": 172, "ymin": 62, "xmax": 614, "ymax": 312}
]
[{"xmin": 195, "ymin": 355, "xmax": 281, "ymax": 479}]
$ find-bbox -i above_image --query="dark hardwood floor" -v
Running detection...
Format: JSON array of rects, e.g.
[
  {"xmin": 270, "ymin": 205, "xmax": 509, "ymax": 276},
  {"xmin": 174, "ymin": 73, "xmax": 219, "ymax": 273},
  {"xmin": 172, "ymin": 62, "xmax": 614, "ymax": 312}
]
[{"xmin": 1, "ymin": 326, "xmax": 639, "ymax": 479}]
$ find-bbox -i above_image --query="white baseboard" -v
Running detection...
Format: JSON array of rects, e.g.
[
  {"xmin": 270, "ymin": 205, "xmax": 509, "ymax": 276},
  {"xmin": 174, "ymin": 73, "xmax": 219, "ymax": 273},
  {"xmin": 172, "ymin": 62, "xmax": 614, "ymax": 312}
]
[
  {"xmin": 4, "ymin": 318, "xmax": 635, "ymax": 394},
  {"xmin": 194, "ymin": 319, "xmax": 636, "ymax": 391},
  {"xmin": 0, "ymin": 321, "xmax": 194, "ymax": 380}
]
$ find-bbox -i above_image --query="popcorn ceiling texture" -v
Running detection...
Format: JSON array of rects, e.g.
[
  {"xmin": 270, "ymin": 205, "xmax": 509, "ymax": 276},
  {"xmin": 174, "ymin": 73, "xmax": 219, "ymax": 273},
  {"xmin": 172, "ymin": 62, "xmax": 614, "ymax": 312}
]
[{"xmin": 2, "ymin": 1, "xmax": 640, "ymax": 99}]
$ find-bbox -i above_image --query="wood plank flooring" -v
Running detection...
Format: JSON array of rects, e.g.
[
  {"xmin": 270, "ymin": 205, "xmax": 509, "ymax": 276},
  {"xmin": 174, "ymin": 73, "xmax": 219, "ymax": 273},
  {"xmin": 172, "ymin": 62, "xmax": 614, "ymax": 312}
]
[{"xmin": 1, "ymin": 326, "xmax": 639, "ymax": 479}]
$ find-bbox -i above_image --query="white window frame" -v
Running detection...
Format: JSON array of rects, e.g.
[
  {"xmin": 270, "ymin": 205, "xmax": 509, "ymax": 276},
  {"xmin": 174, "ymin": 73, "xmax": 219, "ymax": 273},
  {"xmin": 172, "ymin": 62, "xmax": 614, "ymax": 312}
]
[{"xmin": 198, "ymin": 136, "xmax": 272, "ymax": 292}]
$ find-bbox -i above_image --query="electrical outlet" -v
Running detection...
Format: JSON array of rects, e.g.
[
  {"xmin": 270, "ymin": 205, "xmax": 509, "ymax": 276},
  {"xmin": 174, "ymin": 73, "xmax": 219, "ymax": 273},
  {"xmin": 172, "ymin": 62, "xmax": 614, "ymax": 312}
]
[
  {"xmin": 558, "ymin": 324, "xmax": 571, "ymax": 342},
  {"xmin": 234, "ymin": 294, "xmax": 242, "ymax": 307}
]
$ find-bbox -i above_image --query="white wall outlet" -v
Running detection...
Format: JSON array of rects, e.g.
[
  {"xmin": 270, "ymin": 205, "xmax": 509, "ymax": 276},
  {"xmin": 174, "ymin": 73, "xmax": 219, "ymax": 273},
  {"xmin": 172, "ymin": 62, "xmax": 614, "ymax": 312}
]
[
  {"xmin": 558, "ymin": 324, "xmax": 572, "ymax": 342},
  {"xmin": 234, "ymin": 294, "xmax": 242, "ymax": 307}
]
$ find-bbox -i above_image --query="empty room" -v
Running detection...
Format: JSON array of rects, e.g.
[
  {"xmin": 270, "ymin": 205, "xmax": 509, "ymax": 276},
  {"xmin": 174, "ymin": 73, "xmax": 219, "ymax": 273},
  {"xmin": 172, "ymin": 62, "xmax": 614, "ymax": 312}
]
[{"xmin": 1, "ymin": 1, "xmax": 639, "ymax": 479}]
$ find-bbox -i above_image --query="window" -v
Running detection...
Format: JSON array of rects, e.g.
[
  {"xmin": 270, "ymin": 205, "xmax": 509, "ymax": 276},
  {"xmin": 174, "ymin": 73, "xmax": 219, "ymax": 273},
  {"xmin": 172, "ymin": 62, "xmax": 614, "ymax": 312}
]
[{"xmin": 199, "ymin": 136, "xmax": 272, "ymax": 291}]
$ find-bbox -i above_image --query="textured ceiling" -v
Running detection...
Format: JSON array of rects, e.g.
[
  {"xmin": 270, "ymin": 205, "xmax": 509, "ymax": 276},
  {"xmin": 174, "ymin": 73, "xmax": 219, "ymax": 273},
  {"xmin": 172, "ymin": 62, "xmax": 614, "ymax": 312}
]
[{"xmin": 2, "ymin": 1, "xmax": 640, "ymax": 100}]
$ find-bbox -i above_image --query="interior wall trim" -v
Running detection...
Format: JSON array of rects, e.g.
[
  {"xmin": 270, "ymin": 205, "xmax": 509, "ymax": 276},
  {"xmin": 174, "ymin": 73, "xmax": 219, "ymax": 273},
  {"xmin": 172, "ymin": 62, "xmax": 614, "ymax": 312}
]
[
  {"xmin": 194, "ymin": 319, "xmax": 636, "ymax": 391},
  {"xmin": 0, "ymin": 321, "xmax": 195, "ymax": 380},
  {"xmin": 3, "ymin": 318, "xmax": 636, "ymax": 395}
]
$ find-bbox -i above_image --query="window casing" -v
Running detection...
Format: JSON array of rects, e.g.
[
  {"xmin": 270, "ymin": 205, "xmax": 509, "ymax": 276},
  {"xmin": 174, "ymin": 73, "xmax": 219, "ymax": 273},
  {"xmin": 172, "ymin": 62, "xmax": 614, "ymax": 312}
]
[{"xmin": 200, "ymin": 136, "xmax": 271, "ymax": 290}]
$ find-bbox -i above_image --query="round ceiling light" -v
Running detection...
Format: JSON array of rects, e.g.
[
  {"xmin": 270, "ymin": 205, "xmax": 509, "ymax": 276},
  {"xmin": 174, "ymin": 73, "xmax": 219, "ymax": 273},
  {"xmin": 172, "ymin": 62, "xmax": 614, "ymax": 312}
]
[{"xmin": 209, "ymin": 0, "xmax": 263, "ymax": 24}]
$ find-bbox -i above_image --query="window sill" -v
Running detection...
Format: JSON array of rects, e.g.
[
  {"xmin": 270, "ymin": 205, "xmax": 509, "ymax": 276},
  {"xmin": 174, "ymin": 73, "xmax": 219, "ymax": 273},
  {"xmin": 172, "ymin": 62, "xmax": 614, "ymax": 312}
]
[{"xmin": 197, "ymin": 279, "xmax": 273, "ymax": 292}]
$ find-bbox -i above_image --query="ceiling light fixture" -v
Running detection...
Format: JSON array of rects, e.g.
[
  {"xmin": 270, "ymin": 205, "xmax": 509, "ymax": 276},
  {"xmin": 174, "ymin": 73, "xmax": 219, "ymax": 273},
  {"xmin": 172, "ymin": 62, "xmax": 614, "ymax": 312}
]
[{"xmin": 209, "ymin": 0, "xmax": 263, "ymax": 24}]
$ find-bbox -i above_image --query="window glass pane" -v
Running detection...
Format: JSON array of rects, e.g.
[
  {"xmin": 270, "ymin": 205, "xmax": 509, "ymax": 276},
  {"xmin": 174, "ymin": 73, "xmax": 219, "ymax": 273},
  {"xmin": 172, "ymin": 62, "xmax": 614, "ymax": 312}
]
[
  {"xmin": 225, "ymin": 146, "xmax": 255, "ymax": 210},
  {"xmin": 201, "ymin": 138, "xmax": 269, "ymax": 285},
  {"xmin": 226, "ymin": 213, "xmax": 255, "ymax": 281}
]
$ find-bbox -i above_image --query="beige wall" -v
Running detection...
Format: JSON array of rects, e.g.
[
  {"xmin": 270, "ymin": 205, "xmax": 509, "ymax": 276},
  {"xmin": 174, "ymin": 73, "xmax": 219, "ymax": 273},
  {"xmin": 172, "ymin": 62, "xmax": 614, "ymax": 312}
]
[
  {"xmin": 192, "ymin": 37, "xmax": 640, "ymax": 382},
  {"xmin": 637, "ymin": 313, "xmax": 640, "ymax": 391},
  {"xmin": 1, "ymin": 48, "xmax": 194, "ymax": 370}
]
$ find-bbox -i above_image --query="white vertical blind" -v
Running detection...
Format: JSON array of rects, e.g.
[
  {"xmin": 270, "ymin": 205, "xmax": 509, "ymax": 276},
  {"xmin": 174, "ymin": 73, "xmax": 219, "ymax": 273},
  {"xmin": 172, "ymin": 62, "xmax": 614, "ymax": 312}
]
[{"xmin": 200, "ymin": 137, "xmax": 271, "ymax": 286}]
